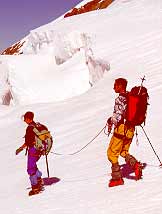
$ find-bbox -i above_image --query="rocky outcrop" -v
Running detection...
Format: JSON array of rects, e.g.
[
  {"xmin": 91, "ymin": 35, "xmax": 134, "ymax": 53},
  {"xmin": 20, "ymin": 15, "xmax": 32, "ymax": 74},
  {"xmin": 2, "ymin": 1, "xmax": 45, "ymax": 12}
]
[
  {"xmin": 1, "ymin": 41, "xmax": 25, "ymax": 55},
  {"xmin": 64, "ymin": 0, "xmax": 113, "ymax": 18},
  {"xmin": 1, "ymin": 0, "xmax": 113, "ymax": 55}
]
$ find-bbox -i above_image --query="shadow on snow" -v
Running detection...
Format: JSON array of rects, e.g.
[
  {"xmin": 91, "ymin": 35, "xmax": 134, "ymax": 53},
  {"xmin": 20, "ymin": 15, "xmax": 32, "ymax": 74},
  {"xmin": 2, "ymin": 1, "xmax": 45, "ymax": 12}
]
[
  {"xmin": 43, "ymin": 177, "xmax": 61, "ymax": 186},
  {"xmin": 120, "ymin": 163, "xmax": 147, "ymax": 180}
]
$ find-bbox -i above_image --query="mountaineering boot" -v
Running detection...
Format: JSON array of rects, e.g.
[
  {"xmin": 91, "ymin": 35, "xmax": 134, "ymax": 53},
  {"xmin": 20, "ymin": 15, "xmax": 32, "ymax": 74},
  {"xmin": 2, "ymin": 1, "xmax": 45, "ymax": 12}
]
[
  {"xmin": 37, "ymin": 177, "xmax": 44, "ymax": 191},
  {"xmin": 37, "ymin": 177, "xmax": 44, "ymax": 187},
  {"xmin": 125, "ymin": 154, "xmax": 143, "ymax": 180},
  {"xmin": 28, "ymin": 184, "xmax": 41, "ymax": 196},
  {"xmin": 108, "ymin": 163, "xmax": 124, "ymax": 187},
  {"xmin": 134, "ymin": 162, "xmax": 143, "ymax": 180},
  {"xmin": 109, "ymin": 178, "xmax": 124, "ymax": 187},
  {"xmin": 125, "ymin": 154, "xmax": 137, "ymax": 168}
]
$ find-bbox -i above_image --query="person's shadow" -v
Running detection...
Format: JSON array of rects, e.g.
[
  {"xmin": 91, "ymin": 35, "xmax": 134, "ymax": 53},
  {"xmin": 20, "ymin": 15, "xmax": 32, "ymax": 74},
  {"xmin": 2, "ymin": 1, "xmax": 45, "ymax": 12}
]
[
  {"xmin": 27, "ymin": 177, "xmax": 60, "ymax": 190},
  {"xmin": 120, "ymin": 163, "xmax": 147, "ymax": 180},
  {"xmin": 43, "ymin": 177, "xmax": 60, "ymax": 186}
]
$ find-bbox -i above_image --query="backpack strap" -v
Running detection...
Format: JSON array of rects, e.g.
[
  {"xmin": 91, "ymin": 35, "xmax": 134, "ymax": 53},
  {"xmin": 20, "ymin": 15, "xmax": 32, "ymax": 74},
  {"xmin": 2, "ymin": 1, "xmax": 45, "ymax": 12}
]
[{"xmin": 30, "ymin": 123, "xmax": 51, "ymax": 141}]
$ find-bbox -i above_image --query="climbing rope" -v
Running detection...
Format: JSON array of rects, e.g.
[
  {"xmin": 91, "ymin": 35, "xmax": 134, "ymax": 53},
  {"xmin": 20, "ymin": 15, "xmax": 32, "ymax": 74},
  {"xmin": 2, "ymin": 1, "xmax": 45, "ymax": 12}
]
[{"xmin": 50, "ymin": 125, "xmax": 107, "ymax": 156}]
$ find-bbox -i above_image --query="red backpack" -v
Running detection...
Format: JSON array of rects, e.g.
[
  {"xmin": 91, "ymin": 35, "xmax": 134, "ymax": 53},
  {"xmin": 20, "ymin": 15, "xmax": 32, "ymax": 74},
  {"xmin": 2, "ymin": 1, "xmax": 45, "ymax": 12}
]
[{"xmin": 126, "ymin": 86, "xmax": 149, "ymax": 126}]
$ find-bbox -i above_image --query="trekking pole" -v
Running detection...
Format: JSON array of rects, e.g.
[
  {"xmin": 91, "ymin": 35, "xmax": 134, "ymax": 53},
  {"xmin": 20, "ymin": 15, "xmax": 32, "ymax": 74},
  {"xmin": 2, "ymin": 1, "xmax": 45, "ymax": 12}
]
[
  {"xmin": 44, "ymin": 144, "xmax": 50, "ymax": 178},
  {"xmin": 45, "ymin": 153, "xmax": 50, "ymax": 178},
  {"xmin": 140, "ymin": 125, "xmax": 162, "ymax": 166}
]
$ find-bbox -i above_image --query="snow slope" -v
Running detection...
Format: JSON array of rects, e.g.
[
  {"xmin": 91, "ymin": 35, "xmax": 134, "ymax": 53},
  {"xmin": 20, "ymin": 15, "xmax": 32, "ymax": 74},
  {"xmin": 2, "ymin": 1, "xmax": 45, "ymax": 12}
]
[
  {"xmin": 1, "ymin": 51, "xmax": 90, "ymax": 104},
  {"xmin": 0, "ymin": 0, "xmax": 162, "ymax": 213}
]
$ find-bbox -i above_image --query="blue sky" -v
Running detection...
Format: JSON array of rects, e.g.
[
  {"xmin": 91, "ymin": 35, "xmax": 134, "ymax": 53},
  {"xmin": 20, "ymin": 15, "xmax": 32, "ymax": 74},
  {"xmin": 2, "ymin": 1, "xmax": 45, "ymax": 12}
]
[{"xmin": 0, "ymin": 0, "xmax": 82, "ymax": 51}]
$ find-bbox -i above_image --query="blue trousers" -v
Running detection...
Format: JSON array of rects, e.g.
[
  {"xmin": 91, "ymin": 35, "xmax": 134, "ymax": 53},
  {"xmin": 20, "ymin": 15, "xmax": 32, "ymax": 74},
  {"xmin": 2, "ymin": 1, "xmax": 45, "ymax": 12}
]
[{"xmin": 27, "ymin": 147, "xmax": 42, "ymax": 186}]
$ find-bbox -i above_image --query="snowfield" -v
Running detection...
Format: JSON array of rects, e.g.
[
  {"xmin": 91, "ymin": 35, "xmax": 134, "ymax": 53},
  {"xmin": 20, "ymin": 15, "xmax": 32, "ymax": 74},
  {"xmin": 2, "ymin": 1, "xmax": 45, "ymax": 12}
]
[{"xmin": 0, "ymin": 0, "xmax": 162, "ymax": 213}]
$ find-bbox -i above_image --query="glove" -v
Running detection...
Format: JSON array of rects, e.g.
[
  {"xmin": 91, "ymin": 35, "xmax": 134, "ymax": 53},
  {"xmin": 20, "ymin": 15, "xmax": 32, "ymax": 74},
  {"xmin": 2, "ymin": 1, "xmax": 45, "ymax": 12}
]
[
  {"xmin": 15, "ymin": 147, "xmax": 23, "ymax": 155},
  {"xmin": 107, "ymin": 117, "xmax": 112, "ymax": 125},
  {"xmin": 106, "ymin": 117, "xmax": 112, "ymax": 133}
]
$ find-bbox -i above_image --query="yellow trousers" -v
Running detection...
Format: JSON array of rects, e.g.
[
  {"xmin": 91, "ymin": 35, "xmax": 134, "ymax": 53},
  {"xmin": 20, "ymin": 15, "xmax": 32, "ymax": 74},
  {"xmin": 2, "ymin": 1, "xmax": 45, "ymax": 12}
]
[{"xmin": 107, "ymin": 123, "xmax": 135, "ymax": 164}]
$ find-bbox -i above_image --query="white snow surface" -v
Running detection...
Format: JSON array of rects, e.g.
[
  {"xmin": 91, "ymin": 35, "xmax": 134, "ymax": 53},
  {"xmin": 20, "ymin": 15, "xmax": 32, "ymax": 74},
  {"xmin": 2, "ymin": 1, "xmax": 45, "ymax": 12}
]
[
  {"xmin": 1, "ymin": 51, "xmax": 90, "ymax": 104},
  {"xmin": 0, "ymin": 0, "xmax": 162, "ymax": 213}
]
